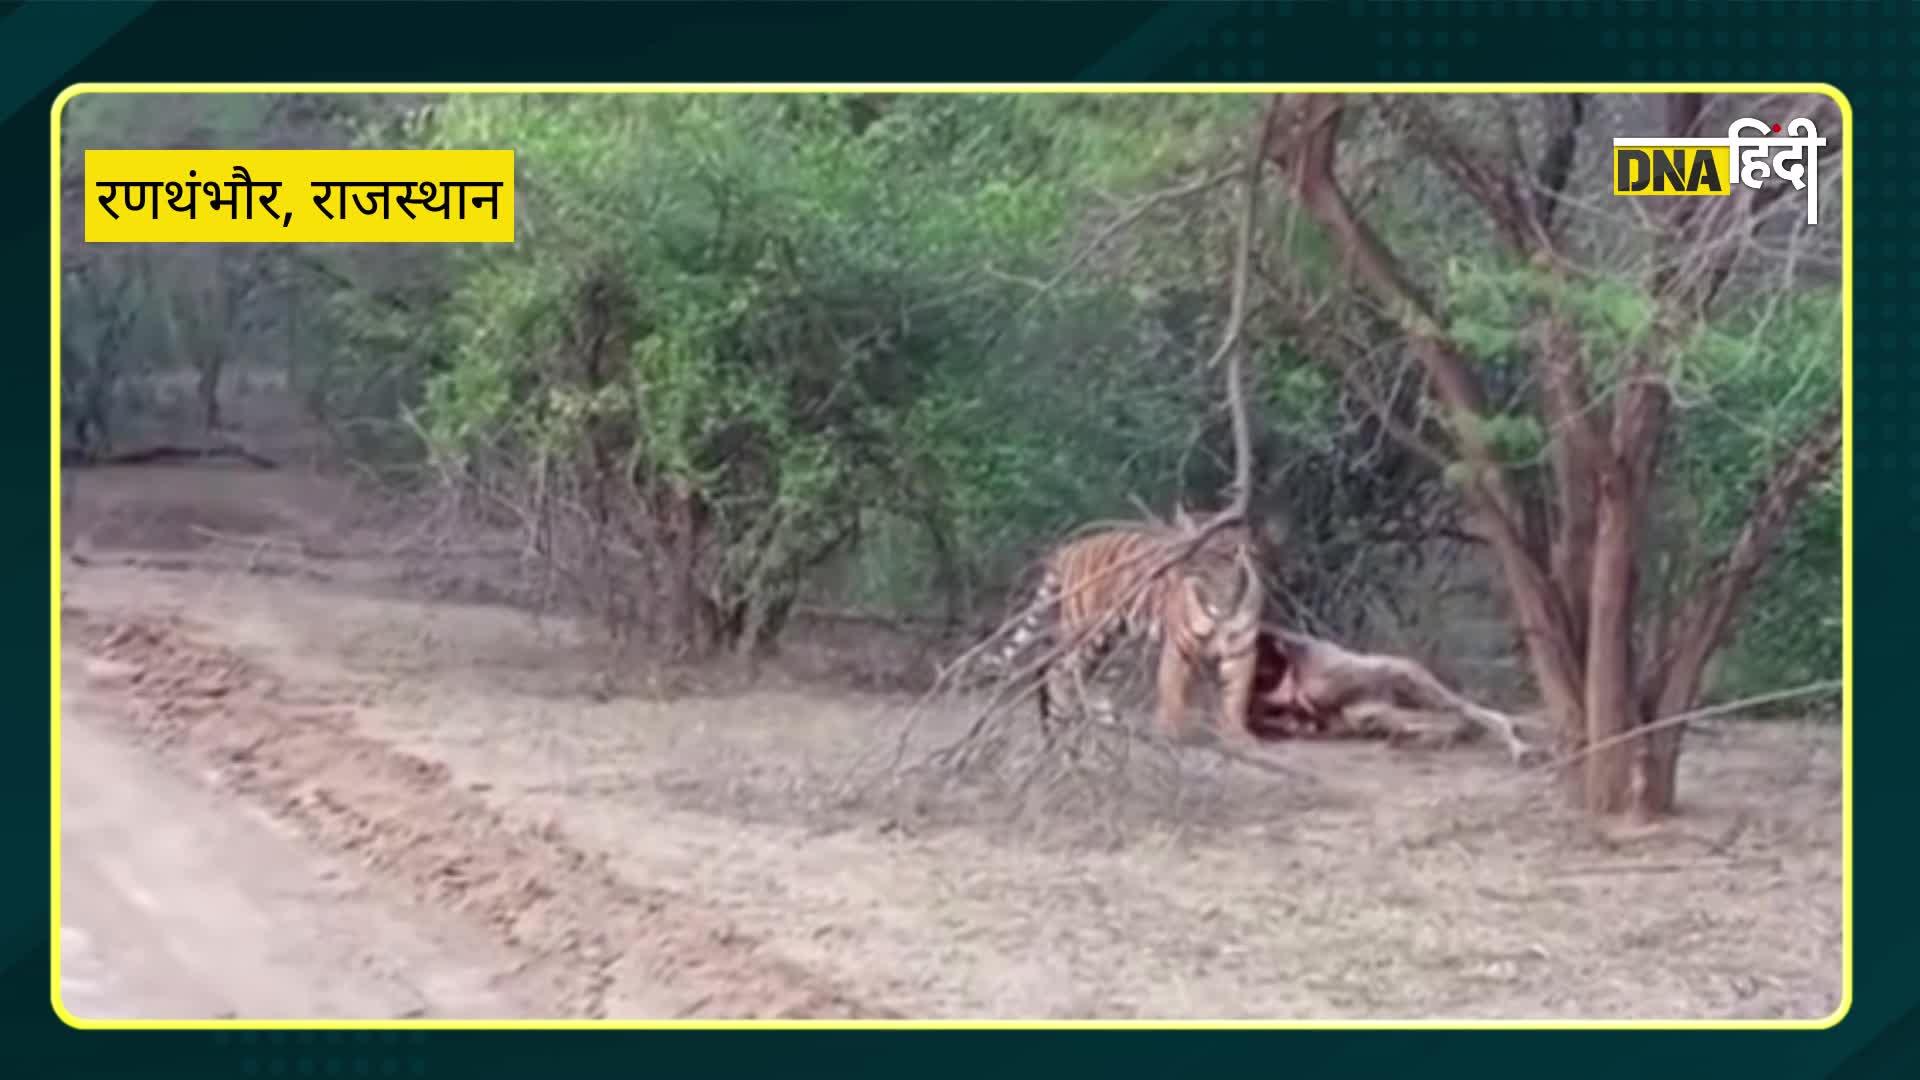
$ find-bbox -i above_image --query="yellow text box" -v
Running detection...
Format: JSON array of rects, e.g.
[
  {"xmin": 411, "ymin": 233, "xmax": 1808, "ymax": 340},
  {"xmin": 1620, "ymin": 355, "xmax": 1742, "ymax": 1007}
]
[
  {"xmin": 1611, "ymin": 144, "xmax": 1732, "ymax": 197},
  {"xmin": 83, "ymin": 149, "xmax": 515, "ymax": 243}
]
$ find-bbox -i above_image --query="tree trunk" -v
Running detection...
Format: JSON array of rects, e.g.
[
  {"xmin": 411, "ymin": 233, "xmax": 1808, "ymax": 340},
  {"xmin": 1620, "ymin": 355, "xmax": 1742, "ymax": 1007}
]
[
  {"xmin": 661, "ymin": 486, "xmax": 719, "ymax": 659},
  {"xmin": 198, "ymin": 352, "xmax": 225, "ymax": 433},
  {"xmin": 1636, "ymin": 719, "xmax": 1685, "ymax": 820},
  {"xmin": 738, "ymin": 589, "xmax": 796, "ymax": 660},
  {"xmin": 1581, "ymin": 458, "xmax": 1640, "ymax": 814},
  {"xmin": 1537, "ymin": 320, "xmax": 1599, "ymax": 663},
  {"xmin": 922, "ymin": 507, "xmax": 966, "ymax": 629}
]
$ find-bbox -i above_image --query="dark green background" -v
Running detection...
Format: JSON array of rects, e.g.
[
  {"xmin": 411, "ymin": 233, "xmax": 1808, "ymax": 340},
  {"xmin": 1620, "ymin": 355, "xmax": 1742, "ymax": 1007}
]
[{"xmin": 11, "ymin": 1, "xmax": 1888, "ymax": 1075}]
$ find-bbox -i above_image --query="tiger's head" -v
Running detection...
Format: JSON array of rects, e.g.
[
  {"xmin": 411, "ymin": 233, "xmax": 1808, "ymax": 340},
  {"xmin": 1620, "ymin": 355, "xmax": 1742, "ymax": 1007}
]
[
  {"xmin": 1167, "ymin": 507, "xmax": 1265, "ymax": 643},
  {"xmin": 1175, "ymin": 526, "xmax": 1265, "ymax": 738},
  {"xmin": 1183, "ymin": 543, "xmax": 1264, "ymax": 642}
]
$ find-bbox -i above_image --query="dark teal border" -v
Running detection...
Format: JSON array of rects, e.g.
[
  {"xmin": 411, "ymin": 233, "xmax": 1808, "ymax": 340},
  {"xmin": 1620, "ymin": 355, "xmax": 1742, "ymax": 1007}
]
[{"xmin": 16, "ymin": 2, "xmax": 1891, "ymax": 1076}]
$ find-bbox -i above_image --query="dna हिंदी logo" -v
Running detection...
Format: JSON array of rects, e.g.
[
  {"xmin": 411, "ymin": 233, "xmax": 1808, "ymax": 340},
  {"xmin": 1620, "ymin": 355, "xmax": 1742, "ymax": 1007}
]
[{"xmin": 1611, "ymin": 116, "xmax": 1826, "ymax": 225}]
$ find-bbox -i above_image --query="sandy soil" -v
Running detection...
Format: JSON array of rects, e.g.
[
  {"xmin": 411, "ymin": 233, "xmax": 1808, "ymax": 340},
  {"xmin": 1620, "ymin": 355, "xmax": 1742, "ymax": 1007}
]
[{"xmin": 55, "ymin": 463, "xmax": 1846, "ymax": 1022}]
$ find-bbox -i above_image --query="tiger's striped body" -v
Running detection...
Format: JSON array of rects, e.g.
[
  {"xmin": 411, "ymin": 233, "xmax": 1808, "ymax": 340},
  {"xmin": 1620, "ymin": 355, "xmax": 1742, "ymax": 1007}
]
[{"xmin": 996, "ymin": 514, "xmax": 1265, "ymax": 743}]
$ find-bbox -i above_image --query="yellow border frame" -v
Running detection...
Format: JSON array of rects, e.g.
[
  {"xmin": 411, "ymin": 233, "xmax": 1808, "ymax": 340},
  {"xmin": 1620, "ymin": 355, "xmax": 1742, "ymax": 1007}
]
[{"xmin": 49, "ymin": 81, "xmax": 1853, "ymax": 1033}]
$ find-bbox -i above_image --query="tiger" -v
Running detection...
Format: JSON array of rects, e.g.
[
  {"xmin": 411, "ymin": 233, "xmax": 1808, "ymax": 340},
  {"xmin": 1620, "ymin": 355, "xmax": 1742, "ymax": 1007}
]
[{"xmin": 992, "ymin": 508, "xmax": 1266, "ymax": 745}]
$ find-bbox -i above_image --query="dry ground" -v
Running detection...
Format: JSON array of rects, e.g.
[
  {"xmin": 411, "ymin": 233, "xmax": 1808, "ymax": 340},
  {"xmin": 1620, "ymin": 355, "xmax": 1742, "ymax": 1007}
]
[{"xmin": 56, "ymin": 461, "xmax": 1845, "ymax": 1022}]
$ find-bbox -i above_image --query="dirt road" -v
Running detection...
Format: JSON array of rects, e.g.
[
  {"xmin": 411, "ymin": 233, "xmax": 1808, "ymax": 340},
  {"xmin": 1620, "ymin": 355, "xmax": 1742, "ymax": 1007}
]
[{"xmin": 59, "ymin": 653, "xmax": 532, "ymax": 1022}]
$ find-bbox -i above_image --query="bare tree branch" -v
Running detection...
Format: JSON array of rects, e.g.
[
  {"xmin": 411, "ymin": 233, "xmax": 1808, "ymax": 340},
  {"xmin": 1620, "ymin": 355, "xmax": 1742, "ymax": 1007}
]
[
  {"xmin": 1531, "ymin": 93, "xmax": 1586, "ymax": 238},
  {"xmin": 1651, "ymin": 400, "xmax": 1843, "ymax": 716},
  {"xmin": 1385, "ymin": 97, "xmax": 1536, "ymax": 257},
  {"xmin": 1213, "ymin": 96, "xmax": 1283, "ymax": 521},
  {"xmin": 1384, "ymin": 92, "xmax": 1586, "ymax": 263}
]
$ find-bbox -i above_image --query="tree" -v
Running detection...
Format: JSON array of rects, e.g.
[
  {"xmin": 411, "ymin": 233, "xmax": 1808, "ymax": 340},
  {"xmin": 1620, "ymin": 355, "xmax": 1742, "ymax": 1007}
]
[
  {"xmin": 59, "ymin": 92, "xmax": 371, "ymax": 451},
  {"xmin": 1259, "ymin": 92, "xmax": 1842, "ymax": 816},
  {"xmin": 384, "ymin": 94, "xmax": 1123, "ymax": 659}
]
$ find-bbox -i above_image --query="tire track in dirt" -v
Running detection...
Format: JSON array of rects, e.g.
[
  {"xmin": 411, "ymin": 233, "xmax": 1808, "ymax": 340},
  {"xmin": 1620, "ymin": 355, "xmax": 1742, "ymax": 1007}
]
[{"xmin": 63, "ymin": 605, "xmax": 888, "ymax": 1020}]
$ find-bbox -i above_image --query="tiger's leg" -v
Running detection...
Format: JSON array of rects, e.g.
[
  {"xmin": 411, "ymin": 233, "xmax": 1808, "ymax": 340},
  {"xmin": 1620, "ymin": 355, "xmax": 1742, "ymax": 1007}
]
[
  {"xmin": 1153, "ymin": 634, "xmax": 1193, "ymax": 740},
  {"xmin": 1208, "ymin": 609, "xmax": 1263, "ymax": 746},
  {"xmin": 1046, "ymin": 632, "xmax": 1113, "ymax": 760},
  {"xmin": 1035, "ymin": 659, "xmax": 1061, "ymax": 749},
  {"xmin": 1038, "ymin": 627, "xmax": 1099, "ymax": 751},
  {"xmin": 1037, "ymin": 641, "xmax": 1081, "ymax": 750},
  {"xmin": 1213, "ymin": 644, "xmax": 1261, "ymax": 749},
  {"xmin": 1021, "ymin": 572, "xmax": 1069, "ymax": 748},
  {"xmin": 1071, "ymin": 652, "xmax": 1098, "ymax": 724},
  {"xmin": 1077, "ymin": 623, "xmax": 1126, "ymax": 728}
]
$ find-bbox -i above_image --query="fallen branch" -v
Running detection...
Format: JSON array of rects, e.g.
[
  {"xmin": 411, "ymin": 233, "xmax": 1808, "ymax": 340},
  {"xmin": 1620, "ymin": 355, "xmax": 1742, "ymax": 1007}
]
[
  {"xmin": 1490, "ymin": 678, "xmax": 1844, "ymax": 791},
  {"xmin": 63, "ymin": 440, "xmax": 280, "ymax": 470},
  {"xmin": 1548, "ymin": 856, "xmax": 1782, "ymax": 878}
]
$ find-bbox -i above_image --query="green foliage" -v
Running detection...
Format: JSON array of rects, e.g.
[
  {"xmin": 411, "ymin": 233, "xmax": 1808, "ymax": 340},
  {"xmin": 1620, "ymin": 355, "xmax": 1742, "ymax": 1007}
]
[
  {"xmin": 1665, "ymin": 287, "xmax": 1843, "ymax": 701},
  {"xmin": 379, "ymin": 93, "xmax": 1236, "ymax": 642},
  {"xmin": 60, "ymin": 253, "xmax": 160, "ymax": 453},
  {"xmin": 61, "ymin": 90, "xmax": 1838, "ymax": 689},
  {"xmin": 1345, "ymin": 194, "xmax": 1840, "ymax": 704}
]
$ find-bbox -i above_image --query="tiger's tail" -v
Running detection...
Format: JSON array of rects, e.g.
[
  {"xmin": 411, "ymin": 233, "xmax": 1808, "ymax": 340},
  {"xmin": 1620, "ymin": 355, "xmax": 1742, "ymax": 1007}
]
[{"xmin": 982, "ymin": 566, "xmax": 1062, "ymax": 678}]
